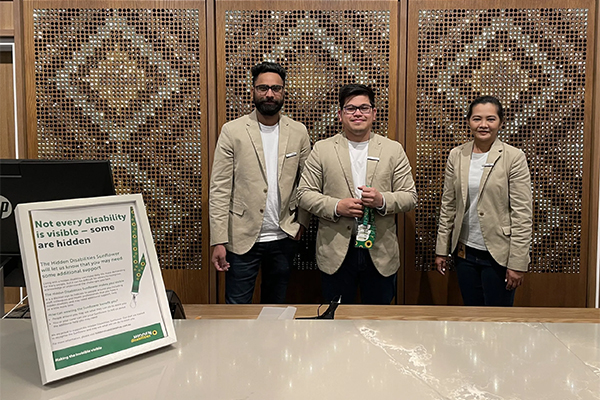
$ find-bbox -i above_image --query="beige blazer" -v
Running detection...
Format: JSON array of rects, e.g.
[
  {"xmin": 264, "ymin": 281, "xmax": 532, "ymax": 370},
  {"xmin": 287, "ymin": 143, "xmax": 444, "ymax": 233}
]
[
  {"xmin": 298, "ymin": 133, "xmax": 417, "ymax": 276},
  {"xmin": 209, "ymin": 110, "xmax": 311, "ymax": 254},
  {"xmin": 435, "ymin": 139, "xmax": 533, "ymax": 272}
]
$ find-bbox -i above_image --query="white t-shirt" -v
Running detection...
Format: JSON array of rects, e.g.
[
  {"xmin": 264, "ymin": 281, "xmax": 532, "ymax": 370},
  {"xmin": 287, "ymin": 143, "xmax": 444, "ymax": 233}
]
[
  {"xmin": 459, "ymin": 151, "xmax": 488, "ymax": 250},
  {"xmin": 257, "ymin": 122, "xmax": 287, "ymax": 242},
  {"xmin": 348, "ymin": 140, "xmax": 369, "ymax": 198}
]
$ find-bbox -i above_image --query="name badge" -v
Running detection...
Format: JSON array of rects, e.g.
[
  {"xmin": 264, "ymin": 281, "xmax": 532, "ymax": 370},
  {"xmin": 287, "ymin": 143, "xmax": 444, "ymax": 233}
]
[
  {"xmin": 367, "ymin": 156, "xmax": 380, "ymax": 161},
  {"xmin": 285, "ymin": 152, "xmax": 297, "ymax": 158},
  {"xmin": 483, "ymin": 163, "xmax": 495, "ymax": 167},
  {"xmin": 457, "ymin": 243, "xmax": 466, "ymax": 259}
]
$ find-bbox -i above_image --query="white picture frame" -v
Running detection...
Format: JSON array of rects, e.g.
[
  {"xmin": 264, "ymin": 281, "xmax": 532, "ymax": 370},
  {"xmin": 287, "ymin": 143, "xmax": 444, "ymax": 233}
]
[{"xmin": 15, "ymin": 194, "xmax": 177, "ymax": 384}]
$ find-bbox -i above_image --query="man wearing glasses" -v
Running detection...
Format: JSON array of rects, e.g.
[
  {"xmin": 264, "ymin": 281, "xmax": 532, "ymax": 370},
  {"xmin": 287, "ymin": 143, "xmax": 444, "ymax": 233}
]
[
  {"xmin": 209, "ymin": 62, "xmax": 311, "ymax": 304},
  {"xmin": 298, "ymin": 84, "xmax": 417, "ymax": 304}
]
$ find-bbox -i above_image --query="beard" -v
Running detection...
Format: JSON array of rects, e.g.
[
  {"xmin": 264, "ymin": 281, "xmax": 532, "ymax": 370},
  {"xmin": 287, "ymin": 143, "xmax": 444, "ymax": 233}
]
[{"xmin": 253, "ymin": 95, "xmax": 284, "ymax": 117}]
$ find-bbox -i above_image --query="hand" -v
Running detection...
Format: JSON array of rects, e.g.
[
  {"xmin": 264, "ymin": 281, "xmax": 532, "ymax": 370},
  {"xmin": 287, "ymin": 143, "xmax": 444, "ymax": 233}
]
[
  {"xmin": 336, "ymin": 198, "xmax": 364, "ymax": 218},
  {"xmin": 294, "ymin": 225, "xmax": 305, "ymax": 241},
  {"xmin": 358, "ymin": 186, "xmax": 384, "ymax": 208},
  {"xmin": 435, "ymin": 255, "xmax": 448, "ymax": 275},
  {"xmin": 211, "ymin": 244, "xmax": 230, "ymax": 272},
  {"xmin": 505, "ymin": 268, "xmax": 524, "ymax": 290}
]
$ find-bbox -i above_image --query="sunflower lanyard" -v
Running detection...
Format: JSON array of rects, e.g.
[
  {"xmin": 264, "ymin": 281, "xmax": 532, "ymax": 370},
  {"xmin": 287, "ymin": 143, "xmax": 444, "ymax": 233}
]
[
  {"xmin": 129, "ymin": 207, "xmax": 147, "ymax": 308},
  {"xmin": 355, "ymin": 203, "xmax": 376, "ymax": 249}
]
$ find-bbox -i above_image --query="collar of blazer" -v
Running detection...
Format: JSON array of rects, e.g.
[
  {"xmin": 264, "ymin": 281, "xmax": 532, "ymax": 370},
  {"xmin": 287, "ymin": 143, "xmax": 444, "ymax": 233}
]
[
  {"xmin": 334, "ymin": 132, "xmax": 384, "ymax": 198},
  {"xmin": 460, "ymin": 138, "xmax": 504, "ymax": 203},
  {"xmin": 246, "ymin": 110, "xmax": 291, "ymax": 182}
]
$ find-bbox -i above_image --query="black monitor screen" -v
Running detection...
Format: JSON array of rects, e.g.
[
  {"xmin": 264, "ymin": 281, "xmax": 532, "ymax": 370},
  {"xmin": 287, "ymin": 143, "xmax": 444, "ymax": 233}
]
[{"xmin": 0, "ymin": 159, "xmax": 116, "ymax": 286}]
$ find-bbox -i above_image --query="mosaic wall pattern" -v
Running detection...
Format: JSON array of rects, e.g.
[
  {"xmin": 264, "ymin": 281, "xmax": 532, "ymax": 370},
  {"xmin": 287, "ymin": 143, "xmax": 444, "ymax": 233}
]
[
  {"xmin": 33, "ymin": 8, "xmax": 205, "ymax": 270},
  {"xmin": 415, "ymin": 8, "xmax": 589, "ymax": 273},
  {"xmin": 223, "ymin": 9, "xmax": 392, "ymax": 270}
]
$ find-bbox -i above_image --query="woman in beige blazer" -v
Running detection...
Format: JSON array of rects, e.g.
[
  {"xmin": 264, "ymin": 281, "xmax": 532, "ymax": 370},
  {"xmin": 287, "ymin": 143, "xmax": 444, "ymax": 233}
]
[{"xmin": 435, "ymin": 96, "xmax": 532, "ymax": 306}]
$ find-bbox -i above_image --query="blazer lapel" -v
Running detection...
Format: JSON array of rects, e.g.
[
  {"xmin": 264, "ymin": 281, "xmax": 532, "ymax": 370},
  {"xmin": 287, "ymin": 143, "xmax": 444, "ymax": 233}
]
[
  {"xmin": 366, "ymin": 133, "xmax": 381, "ymax": 187},
  {"xmin": 277, "ymin": 115, "xmax": 290, "ymax": 181},
  {"xmin": 247, "ymin": 111, "xmax": 267, "ymax": 179},
  {"xmin": 334, "ymin": 134, "xmax": 356, "ymax": 198},
  {"xmin": 459, "ymin": 142, "xmax": 473, "ymax": 206},
  {"xmin": 479, "ymin": 139, "xmax": 503, "ymax": 196}
]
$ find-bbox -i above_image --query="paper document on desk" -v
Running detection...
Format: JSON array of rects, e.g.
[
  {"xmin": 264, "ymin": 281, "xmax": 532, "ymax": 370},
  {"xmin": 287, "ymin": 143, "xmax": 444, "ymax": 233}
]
[{"xmin": 257, "ymin": 306, "xmax": 297, "ymax": 320}]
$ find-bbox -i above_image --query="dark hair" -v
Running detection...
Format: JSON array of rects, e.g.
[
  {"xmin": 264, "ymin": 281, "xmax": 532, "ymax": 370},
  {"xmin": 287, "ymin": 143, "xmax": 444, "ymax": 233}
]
[
  {"xmin": 466, "ymin": 96, "xmax": 505, "ymax": 121},
  {"xmin": 251, "ymin": 62, "xmax": 286, "ymax": 85},
  {"xmin": 339, "ymin": 84, "xmax": 375, "ymax": 109}
]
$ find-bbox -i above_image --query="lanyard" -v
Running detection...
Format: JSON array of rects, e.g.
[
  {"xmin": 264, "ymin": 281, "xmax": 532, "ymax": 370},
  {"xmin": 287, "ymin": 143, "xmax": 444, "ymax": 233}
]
[{"xmin": 130, "ymin": 206, "xmax": 147, "ymax": 308}]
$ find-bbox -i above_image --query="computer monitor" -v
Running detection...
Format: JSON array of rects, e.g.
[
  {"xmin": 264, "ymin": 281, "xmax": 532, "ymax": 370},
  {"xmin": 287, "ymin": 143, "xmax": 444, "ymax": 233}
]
[{"xmin": 0, "ymin": 159, "xmax": 116, "ymax": 287}]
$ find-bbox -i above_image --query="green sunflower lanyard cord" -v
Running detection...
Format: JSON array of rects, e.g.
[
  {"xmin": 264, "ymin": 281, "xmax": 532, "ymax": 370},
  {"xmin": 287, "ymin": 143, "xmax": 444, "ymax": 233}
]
[
  {"xmin": 355, "ymin": 194, "xmax": 376, "ymax": 249},
  {"xmin": 130, "ymin": 207, "xmax": 147, "ymax": 308}
]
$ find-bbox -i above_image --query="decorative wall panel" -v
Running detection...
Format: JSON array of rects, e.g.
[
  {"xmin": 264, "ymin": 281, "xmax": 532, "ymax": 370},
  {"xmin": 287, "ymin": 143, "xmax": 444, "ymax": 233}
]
[
  {"xmin": 27, "ymin": 3, "xmax": 208, "ymax": 272},
  {"xmin": 411, "ymin": 6, "xmax": 592, "ymax": 275},
  {"xmin": 218, "ymin": 2, "xmax": 397, "ymax": 270}
]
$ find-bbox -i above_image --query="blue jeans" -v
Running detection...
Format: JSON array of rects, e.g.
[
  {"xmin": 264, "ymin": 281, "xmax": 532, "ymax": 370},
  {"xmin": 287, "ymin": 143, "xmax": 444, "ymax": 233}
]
[
  {"xmin": 321, "ymin": 242, "xmax": 396, "ymax": 305},
  {"xmin": 454, "ymin": 245, "xmax": 516, "ymax": 306},
  {"xmin": 225, "ymin": 238, "xmax": 297, "ymax": 304}
]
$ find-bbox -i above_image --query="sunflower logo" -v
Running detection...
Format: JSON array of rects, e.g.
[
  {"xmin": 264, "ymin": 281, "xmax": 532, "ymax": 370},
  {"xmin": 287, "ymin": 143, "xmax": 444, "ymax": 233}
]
[{"xmin": 365, "ymin": 240, "xmax": 373, "ymax": 248}]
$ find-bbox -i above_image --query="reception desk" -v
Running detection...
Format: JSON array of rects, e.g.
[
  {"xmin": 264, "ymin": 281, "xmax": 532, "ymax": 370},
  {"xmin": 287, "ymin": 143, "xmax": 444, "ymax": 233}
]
[
  {"xmin": 1, "ymin": 306, "xmax": 599, "ymax": 399},
  {"xmin": 183, "ymin": 304, "xmax": 600, "ymax": 322}
]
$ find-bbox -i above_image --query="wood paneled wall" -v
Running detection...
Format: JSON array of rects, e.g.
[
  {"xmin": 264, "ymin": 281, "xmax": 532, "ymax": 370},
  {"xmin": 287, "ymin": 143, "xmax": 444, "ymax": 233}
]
[
  {"xmin": 0, "ymin": 51, "xmax": 15, "ymax": 158},
  {"xmin": 17, "ymin": 0, "xmax": 211, "ymax": 303},
  {"xmin": 3, "ymin": 0, "xmax": 600, "ymax": 306},
  {"xmin": 0, "ymin": 1, "xmax": 14, "ymax": 36},
  {"xmin": 214, "ymin": 0, "xmax": 399, "ymax": 303},
  {"xmin": 1, "ymin": 1, "xmax": 19, "ymax": 305},
  {"xmin": 405, "ymin": 0, "xmax": 596, "ymax": 307},
  {"xmin": 590, "ymin": 0, "xmax": 600, "ymax": 307}
]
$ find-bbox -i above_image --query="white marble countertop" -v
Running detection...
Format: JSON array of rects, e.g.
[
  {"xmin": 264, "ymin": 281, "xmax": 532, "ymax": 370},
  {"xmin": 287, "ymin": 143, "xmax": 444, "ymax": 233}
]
[{"xmin": 1, "ymin": 319, "xmax": 599, "ymax": 399}]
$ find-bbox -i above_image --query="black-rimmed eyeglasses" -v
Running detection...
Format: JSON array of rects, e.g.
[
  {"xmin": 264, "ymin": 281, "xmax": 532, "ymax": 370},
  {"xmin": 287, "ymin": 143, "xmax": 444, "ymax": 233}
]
[
  {"xmin": 254, "ymin": 84, "xmax": 284, "ymax": 95},
  {"xmin": 342, "ymin": 104, "xmax": 373, "ymax": 115}
]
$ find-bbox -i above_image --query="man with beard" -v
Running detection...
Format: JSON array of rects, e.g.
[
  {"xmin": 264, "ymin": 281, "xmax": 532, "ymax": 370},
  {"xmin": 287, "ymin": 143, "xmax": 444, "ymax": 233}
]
[{"xmin": 209, "ymin": 62, "xmax": 311, "ymax": 304}]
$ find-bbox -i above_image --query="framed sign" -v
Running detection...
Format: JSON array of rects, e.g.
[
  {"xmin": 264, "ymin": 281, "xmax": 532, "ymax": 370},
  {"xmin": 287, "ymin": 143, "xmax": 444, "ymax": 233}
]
[{"xmin": 15, "ymin": 194, "xmax": 177, "ymax": 384}]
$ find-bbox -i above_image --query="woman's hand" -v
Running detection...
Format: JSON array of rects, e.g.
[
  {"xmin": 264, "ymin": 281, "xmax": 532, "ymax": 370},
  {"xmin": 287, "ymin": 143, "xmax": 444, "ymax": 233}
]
[{"xmin": 505, "ymin": 268, "xmax": 524, "ymax": 290}]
